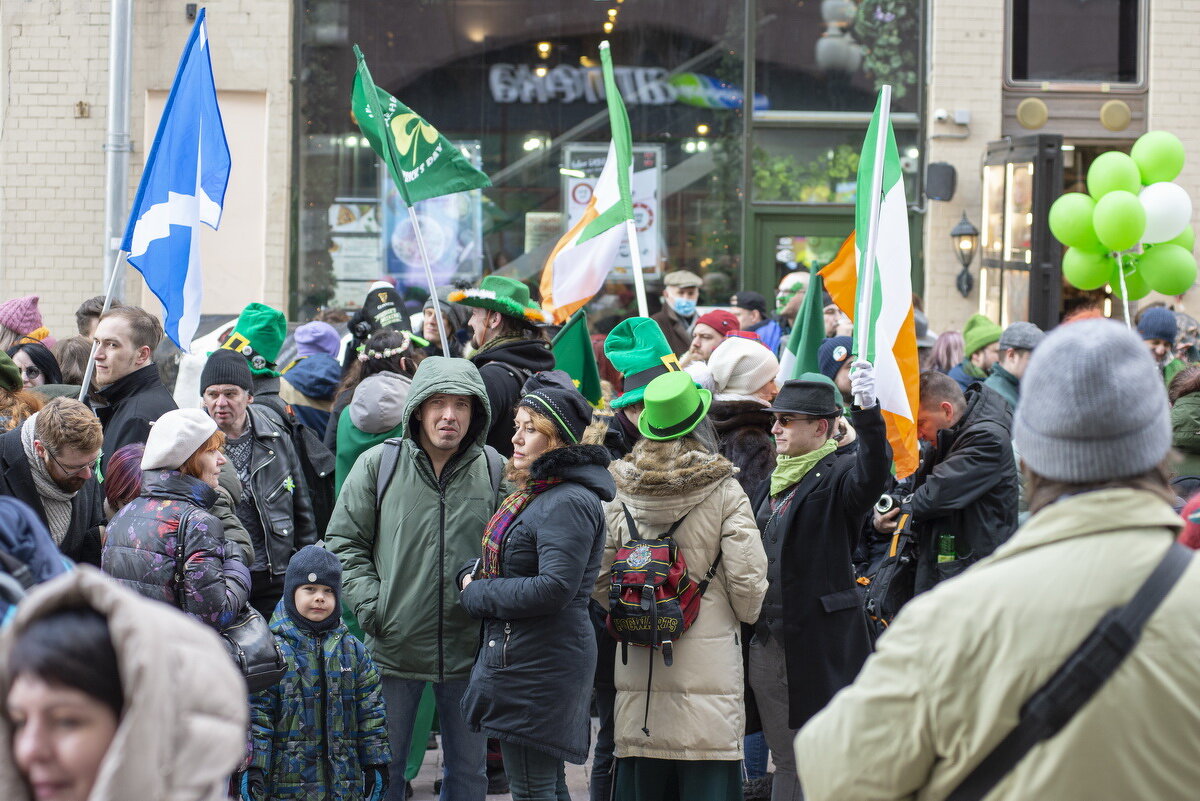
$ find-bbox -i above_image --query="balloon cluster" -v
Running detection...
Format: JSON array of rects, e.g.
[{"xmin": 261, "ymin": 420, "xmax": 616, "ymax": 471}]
[{"xmin": 1050, "ymin": 131, "xmax": 1195, "ymax": 300}]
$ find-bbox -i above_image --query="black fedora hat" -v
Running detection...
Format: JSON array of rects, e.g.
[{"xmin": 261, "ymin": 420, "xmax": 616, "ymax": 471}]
[{"xmin": 764, "ymin": 374, "xmax": 840, "ymax": 417}]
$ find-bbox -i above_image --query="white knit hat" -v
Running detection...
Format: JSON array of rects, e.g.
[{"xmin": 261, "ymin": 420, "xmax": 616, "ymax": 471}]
[
  {"xmin": 141, "ymin": 409, "xmax": 218, "ymax": 471},
  {"xmin": 709, "ymin": 337, "xmax": 780, "ymax": 401}
]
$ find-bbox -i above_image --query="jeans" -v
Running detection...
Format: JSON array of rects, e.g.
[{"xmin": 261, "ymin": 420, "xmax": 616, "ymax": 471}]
[
  {"xmin": 499, "ymin": 740, "xmax": 569, "ymax": 801},
  {"xmin": 590, "ymin": 688, "xmax": 616, "ymax": 801},
  {"xmin": 382, "ymin": 677, "xmax": 486, "ymax": 801},
  {"xmin": 748, "ymin": 636, "xmax": 804, "ymax": 801},
  {"xmin": 744, "ymin": 730, "xmax": 769, "ymax": 780}
]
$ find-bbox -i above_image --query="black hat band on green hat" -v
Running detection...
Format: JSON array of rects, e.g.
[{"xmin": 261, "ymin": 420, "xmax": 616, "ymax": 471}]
[
  {"xmin": 644, "ymin": 399, "xmax": 706, "ymax": 439},
  {"xmin": 220, "ymin": 332, "xmax": 277, "ymax": 374},
  {"xmin": 621, "ymin": 364, "xmax": 673, "ymax": 394}
]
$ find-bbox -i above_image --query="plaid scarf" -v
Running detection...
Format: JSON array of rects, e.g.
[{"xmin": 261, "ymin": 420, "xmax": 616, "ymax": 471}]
[{"xmin": 480, "ymin": 479, "xmax": 562, "ymax": 578}]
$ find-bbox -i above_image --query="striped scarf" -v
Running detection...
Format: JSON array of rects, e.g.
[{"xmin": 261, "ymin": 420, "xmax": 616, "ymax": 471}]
[{"xmin": 480, "ymin": 479, "xmax": 562, "ymax": 578}]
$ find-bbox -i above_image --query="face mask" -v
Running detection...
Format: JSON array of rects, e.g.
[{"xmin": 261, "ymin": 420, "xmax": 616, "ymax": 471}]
[{"xmin": 672, "ymin": 298, "xmax": 697, "ymax": 318}]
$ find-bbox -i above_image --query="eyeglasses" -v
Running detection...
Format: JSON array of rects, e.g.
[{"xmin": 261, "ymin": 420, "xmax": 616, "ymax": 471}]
[
  {"xmin": 772, "ymin": 414, "xmax": 823, "ymax": 427},
  {"xmin": 47, "ymin": 450, "xmax": 95, "ymax": 478},
  {"xmin": 19, "ymin": 366, "xmax": 40, "ymax": 380}
]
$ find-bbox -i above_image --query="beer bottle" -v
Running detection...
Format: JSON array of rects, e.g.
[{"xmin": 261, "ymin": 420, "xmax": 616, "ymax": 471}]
[{"xmin": 937, "ymin": 533, "xmax": 955, "ymax": 563}]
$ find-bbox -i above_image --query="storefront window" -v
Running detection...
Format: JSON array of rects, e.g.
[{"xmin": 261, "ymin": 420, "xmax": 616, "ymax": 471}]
[
  {"xmin": 294, "ymin": 0, "xmax": 748, "ymax": 322},
  {"xmin": 1009, "ymin": 0, "xmax": 1141, "ymax": 85},
  {"xmin": 752, "ymin": 126, "xmax": 920, "ymax": 203}
]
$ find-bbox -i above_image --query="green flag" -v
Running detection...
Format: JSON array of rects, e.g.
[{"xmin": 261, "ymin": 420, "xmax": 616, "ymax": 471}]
[
  {"xmin": 778, "ymin": 273, "xmax": 826, "ymax": 381},
  {"xmin": 351, "ymin": 45, "xmax": 490, "ymax": 204},
  {"xmin": 551, "ymin": 310, "xmax": 602, "ymax": 405}
]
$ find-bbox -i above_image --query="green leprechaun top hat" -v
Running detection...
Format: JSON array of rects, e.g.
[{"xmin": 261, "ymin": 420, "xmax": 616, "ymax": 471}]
[
  {"xmin": 218, "ymin": 302, "xmax": 287, "ymax": 377},
  {"xmin": 638, "ymin": 370, "xmax": 713, "ymax": 442},
  {"xmin": 448, "ymin": 275, "xmax": 545, "ymax": 325},
  {"xmin": 605, "ymin": 317, "xmax": 683, "ymax": 410}
]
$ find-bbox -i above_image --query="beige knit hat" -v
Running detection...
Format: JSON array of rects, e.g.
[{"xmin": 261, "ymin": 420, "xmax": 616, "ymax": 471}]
[
  {"xmin": 141, "ymin": 409, "xmax": 218, "ymax": 471},
  {"xmin": 709, "ymin": 337, "xmax": 779, "ymax": 401}
]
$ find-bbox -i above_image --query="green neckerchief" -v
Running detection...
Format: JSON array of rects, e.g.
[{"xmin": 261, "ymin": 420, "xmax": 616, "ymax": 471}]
[
  {"xmin": 962, "ymin": 359, "xmax": 988, "ymax": 380},
  {"xmin": 771, "ymin": 438, "xmax": 837, "ymax": 496}
]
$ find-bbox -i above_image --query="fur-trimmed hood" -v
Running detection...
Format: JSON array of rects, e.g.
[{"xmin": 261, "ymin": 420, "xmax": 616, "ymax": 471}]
[
  {"xmin": 611, "ymin": 437, "xmax": 737, "ymax": 497},
  {"xmin": 531, "ymin": 443, "xmax": 615, "ymax": 501}
]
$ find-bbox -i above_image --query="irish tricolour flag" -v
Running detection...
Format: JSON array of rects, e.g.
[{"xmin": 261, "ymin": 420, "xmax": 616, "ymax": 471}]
[
  {"xmin": 540, "ymin": 42, "xmax": 633, "ymax": 324},
  {"xmin": 822, "ymin": 88, "xmax": 920, "ymax": 478}
]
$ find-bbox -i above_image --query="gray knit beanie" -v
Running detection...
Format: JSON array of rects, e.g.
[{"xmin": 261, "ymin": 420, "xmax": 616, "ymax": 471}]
[{"xmin": 1014, "ymin": 318, "xmax": 1170, "ymax": 482}]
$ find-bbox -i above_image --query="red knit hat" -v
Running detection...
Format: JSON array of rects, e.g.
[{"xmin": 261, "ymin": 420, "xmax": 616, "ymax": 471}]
[
  {"xmin": 695, "ymin": 309, "xmax": 739, "ymax": 337},
  {"xmin": 0, "ymin": 295, "xmax": 41, "ymax": 336}
]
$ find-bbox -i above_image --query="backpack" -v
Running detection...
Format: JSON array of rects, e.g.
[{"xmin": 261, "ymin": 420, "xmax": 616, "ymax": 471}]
[
  {"xmin": 605, "ymin": 504, "xmax": 722, "ymax": 736},
  {"xmin": 375, "ymin": 439, "xmax": 504, "ymax": 513},
  {"xmin": 861, "ymin": 510, "xmax": 917, "ymax": 642}
]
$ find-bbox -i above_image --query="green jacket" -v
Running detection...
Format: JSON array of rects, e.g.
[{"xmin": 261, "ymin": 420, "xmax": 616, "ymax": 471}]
[
  {"xmin": 1171, "ymin": 393, "xmax": 1200, "ymax": 478},
  {"xmin": 982, "ymin": 364, "xmax": 1020, "ymax": 409},
  {"xmin": 326, "ymin": 357, "xmax": 504, "ymax": 682},
  {"xmin": 1164, "ymin": 357, "xmax": 1187, "ymax": 389}
]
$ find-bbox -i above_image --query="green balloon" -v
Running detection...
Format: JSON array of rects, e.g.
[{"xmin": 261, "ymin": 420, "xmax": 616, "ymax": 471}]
[
  {"xmin": 1092, "ymin": 190, "xmax": 1146, "ymax": 251},
  {"xmin": 1131, "ymin": 131, "xmax": 1186, "ymax": 185},
  {"xmin": 1138, "ymin": 243, "xmax": 1198, "ymax": 295},
  {"xmin": 1087, "ymin": 151, "xmax": 1143, "ymax": 198},
  {"xmin": 1048, "ymin": 193, "xmax": 1105, "ymax": 252},
  {"xmin": 1164, "ymin": 224, "xmax": 1195, "ymax": 252},
  {"xmin": 1062, "ymin": 247, "xmax": 1113, "ymax": 290},
  {"xmin": 1111, "ymin": 261, "xmax": 1150, "ymax": 301}
]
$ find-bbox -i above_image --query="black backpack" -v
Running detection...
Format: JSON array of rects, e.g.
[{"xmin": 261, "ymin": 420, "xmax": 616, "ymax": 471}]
[{"xmin": 861, "ymin": 511, "xmax": 917, "ymax": 642}]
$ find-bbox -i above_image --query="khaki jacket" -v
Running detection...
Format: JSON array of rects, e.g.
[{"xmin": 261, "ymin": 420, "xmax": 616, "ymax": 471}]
[
  {"xmin": 796, "ymin": 488, "xmax": 1200, "ymax": 801},
  {"xmin": 0, "ymin": 567, "xmax": 248, "ymax": 801},
  {"xmin": 595, "ymin": 438, "xmax": 767, "ymax": 761}
]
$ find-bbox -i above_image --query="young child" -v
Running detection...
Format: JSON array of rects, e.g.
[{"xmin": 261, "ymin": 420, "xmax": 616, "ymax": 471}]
[{"xmin": 241, "ymin": 545, "xmax": 391, "ymax": 800}]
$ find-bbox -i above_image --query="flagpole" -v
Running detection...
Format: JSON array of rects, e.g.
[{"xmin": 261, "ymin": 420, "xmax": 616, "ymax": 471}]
[
  {"xmin": 854, "ymin": 85, "xmax": 891, "ymax": 408},
  {"xmin": 624, "ymin": 218, "xmax": 649, "ymax": 318},
  {"xmin": 405, "ymin": 207, "xmax": 452, "ymax": 358},
  {"xmin": 1115, "ymin": 252, "xmax": 1131, "ymax": 328},
  {"xmin": 78, "ymin": 251, "xmax": 126, "ymax": 402}
]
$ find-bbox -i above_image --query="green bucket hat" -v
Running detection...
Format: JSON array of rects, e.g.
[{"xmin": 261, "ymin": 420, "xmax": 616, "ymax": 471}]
[
  {"xmin": 962, "ymin": 313, "xmax": 1002, "ymax": 357},
  {"xmin": 448, "ymin": 275, "xmax": 546, "ymax": 325},
  {"xmin": 638, "ymin": 370, "xmax": 713, "ymax": 442},
  {"xmin": 219, "ymin": 302, "xmax": 287, "ymax": 377},
  {"xmin": 605, "ymin": 317, "xmax": 683, "ymax": 410},
  {"xmin": 0, "ymin": 351, "xmax": 21, "ymax": 392}
]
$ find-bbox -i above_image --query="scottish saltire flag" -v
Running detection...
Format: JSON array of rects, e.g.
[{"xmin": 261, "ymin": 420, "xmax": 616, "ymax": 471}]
[
  {"xmin": 120, "ymin": 9, "xmax": 230, "ymax": 350},
  {"xmin": 539, "ymin": 41, "xmax": 633, "ymax": 324}
]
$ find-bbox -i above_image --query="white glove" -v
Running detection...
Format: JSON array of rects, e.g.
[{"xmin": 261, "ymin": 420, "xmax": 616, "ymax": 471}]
[{"xmin": 850, "ymin": 359, "xmax": 876, "ymax": 408}]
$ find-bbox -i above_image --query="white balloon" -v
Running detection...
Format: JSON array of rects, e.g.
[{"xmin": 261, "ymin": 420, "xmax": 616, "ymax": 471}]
[{"xmin": 1140, "ymin": 181, "xmax": 1193, "ymax": 244}]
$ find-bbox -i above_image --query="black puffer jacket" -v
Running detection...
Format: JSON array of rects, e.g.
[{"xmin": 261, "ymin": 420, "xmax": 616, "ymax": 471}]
[
  {"xmin": 709, "ymin": 399, "xmax": 775, "ymax": 496},
  {"xmin": 92, "ymin": 364, "xmax": 177, "ymax": 472},
  {"xmin": 908, "ymin": 384, "xmax": 1019, "ymax": 593},
  {"xmin": 459, "ymin": 444, "xmax": 614, "ymax": 764},
  {"xmin": 471, "ymin": 339, "xmax": 556, "ymax": 456}
]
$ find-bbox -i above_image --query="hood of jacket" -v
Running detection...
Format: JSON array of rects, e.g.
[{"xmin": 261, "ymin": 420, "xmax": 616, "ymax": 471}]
[
  {"xmin": 403, "ymin": 356, "xmax": 491, "ymax": 451},
  {"xmin": 282, "ymin": 354, "xmax": 341, "ymax": 402},
  {"xmin": 141, "ymin": 469, "xmax": 218, "ymax": 511},
  {"xmin": 611, "ymin": 437, "xmax": 737, "ymax": 499},
  {"xmin": 1171, "ymin": 393, "xmax": 1200, "ymax": 456},
  {"xmin": 349, "ymin": 371, "xmax": 412, "ymax": 434},
  {"xmin": 471, "ymin": 337, "xmax": 556, "ymax": 375},
  {"xmin": 530, "ymin": 443, "xmax": 616, "ymax": 501},
  {"xmin": 0, "ymin": 567, "xmax": 247, "ymax": 801}
]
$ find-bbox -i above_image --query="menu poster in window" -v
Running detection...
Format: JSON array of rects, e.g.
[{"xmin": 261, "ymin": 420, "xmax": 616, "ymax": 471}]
[
  {"xmin": 562, "ymin": 144, "xmax": 663, "ymax": 282},
  {"xmin": 381, "ymin": 141, "xmax": 484, "ymax": 289}
]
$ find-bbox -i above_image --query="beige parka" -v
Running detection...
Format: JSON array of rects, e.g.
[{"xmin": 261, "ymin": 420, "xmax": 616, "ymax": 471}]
[
  {"xmin": 595, "ymin": 437, "xmax": 768, "ymax": 761},
  {"xmin": 797, "ymin": 488, "xmax": 1200, "ymax": 800},
  {"xmin": 0, "ymin": 566, "xmax": 248, "ymax": 801}
]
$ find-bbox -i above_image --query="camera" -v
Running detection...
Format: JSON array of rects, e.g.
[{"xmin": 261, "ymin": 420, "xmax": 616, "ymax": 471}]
[{"xmin": 874, "ymin": 493, "xmax": 912, "ymax": 516}]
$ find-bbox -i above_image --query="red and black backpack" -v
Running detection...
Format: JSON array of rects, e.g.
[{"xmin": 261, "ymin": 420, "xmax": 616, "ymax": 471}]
[{"xmin": 606, "ymin": 504, "xmax": 722, "ymax": 735}]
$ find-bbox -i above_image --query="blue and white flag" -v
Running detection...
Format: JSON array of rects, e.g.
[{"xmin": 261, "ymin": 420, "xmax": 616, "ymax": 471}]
[{"xmin": 121, "ymin": 9, "xmax": 230, "ymax": 350}]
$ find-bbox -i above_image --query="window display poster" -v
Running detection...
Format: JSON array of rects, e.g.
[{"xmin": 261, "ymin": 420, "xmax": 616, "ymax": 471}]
[
  {"xmin": 382, "ymin": 141, "xmax": 484, "ymax": 290},
  {"xmin": 562, "ymin": 144, "xmax": 663, "ymax": 282}
]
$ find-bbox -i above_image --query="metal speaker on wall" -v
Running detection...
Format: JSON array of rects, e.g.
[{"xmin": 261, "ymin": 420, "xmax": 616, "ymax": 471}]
[{"xmin": 926, "ymin": 162, "xmax": 957, "ymax": 201}]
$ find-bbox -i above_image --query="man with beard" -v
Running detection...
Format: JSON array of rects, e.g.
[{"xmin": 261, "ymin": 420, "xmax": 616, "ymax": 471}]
[{"xmin": 0, "ymin": 397, "xmax": 104, "ymax": 565}]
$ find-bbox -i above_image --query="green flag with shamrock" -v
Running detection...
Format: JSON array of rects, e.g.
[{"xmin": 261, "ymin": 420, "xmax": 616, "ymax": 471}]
[
  {"xmin": 551, "ymin": 309, "xmax": 602, "ymax": 405},
  {"xmin": 351, "ymin": 45, "xmax": 490, "ymax": 204}
]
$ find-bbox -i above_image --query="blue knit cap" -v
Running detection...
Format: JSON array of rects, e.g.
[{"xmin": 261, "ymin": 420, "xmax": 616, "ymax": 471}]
[
  {"xmin": 1137, "ymin": 307, "xmax": 1177, "ymax": 343},
  {"xmin": 817, "ymin": 336, "xmax": 854, "ymax": 382},
  {"xmin": 284, "ymin": 545, "xmax": 342, "ymax": 632}
]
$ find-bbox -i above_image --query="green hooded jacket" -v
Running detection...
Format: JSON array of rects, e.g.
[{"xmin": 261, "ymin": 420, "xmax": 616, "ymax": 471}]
[
  {"xmin": 983, "ymin": 364, "xmax": 1020, "ymax": 410},
  {"xmin": 1171, "ymin": 393, "xmax": 1200, "ymax": 478},
  {"xmin": 326, "ymin": 357, "xmax": 504, "ymax": 682}
]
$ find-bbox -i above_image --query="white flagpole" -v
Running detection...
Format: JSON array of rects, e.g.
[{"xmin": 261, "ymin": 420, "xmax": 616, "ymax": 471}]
[
  {"xmin": 854, "ymin": 84, "xmax": 891, "ymax": 408},
  {"xmin": 625, "ymin": 218, "xmax": 649, "ymax": 318},
  {"xmin": 407, "ymin": 206, "xmax": 452, "ymax": 358},
  {"xmin": 1115, "ymin": 252, "xmax": 1132, "ymax": 328},
  {"xmin": 78, "ymin": 251, "xmax": 126, "ymax": 402}
]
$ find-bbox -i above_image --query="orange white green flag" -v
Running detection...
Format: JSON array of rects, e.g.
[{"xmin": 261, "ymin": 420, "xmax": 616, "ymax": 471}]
[
  {"xmin": 819, "ymin": 88, "xmax": 920, "ymax": 478},
  {"xmin": 539, "ymin": 42, "xmax": 633, "ymax": 324}
]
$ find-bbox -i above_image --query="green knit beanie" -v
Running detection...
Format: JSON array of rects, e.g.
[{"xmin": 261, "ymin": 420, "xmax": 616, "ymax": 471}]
[{"xmin": 962, "ymin": 313, "xmax": 1002, "ymax": 357}]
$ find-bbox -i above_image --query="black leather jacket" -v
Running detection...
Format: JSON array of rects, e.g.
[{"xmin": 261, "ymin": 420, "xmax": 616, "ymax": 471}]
[{"xmin": 241, "ymin": 405, "xmax": 318, "ymax": 575}]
